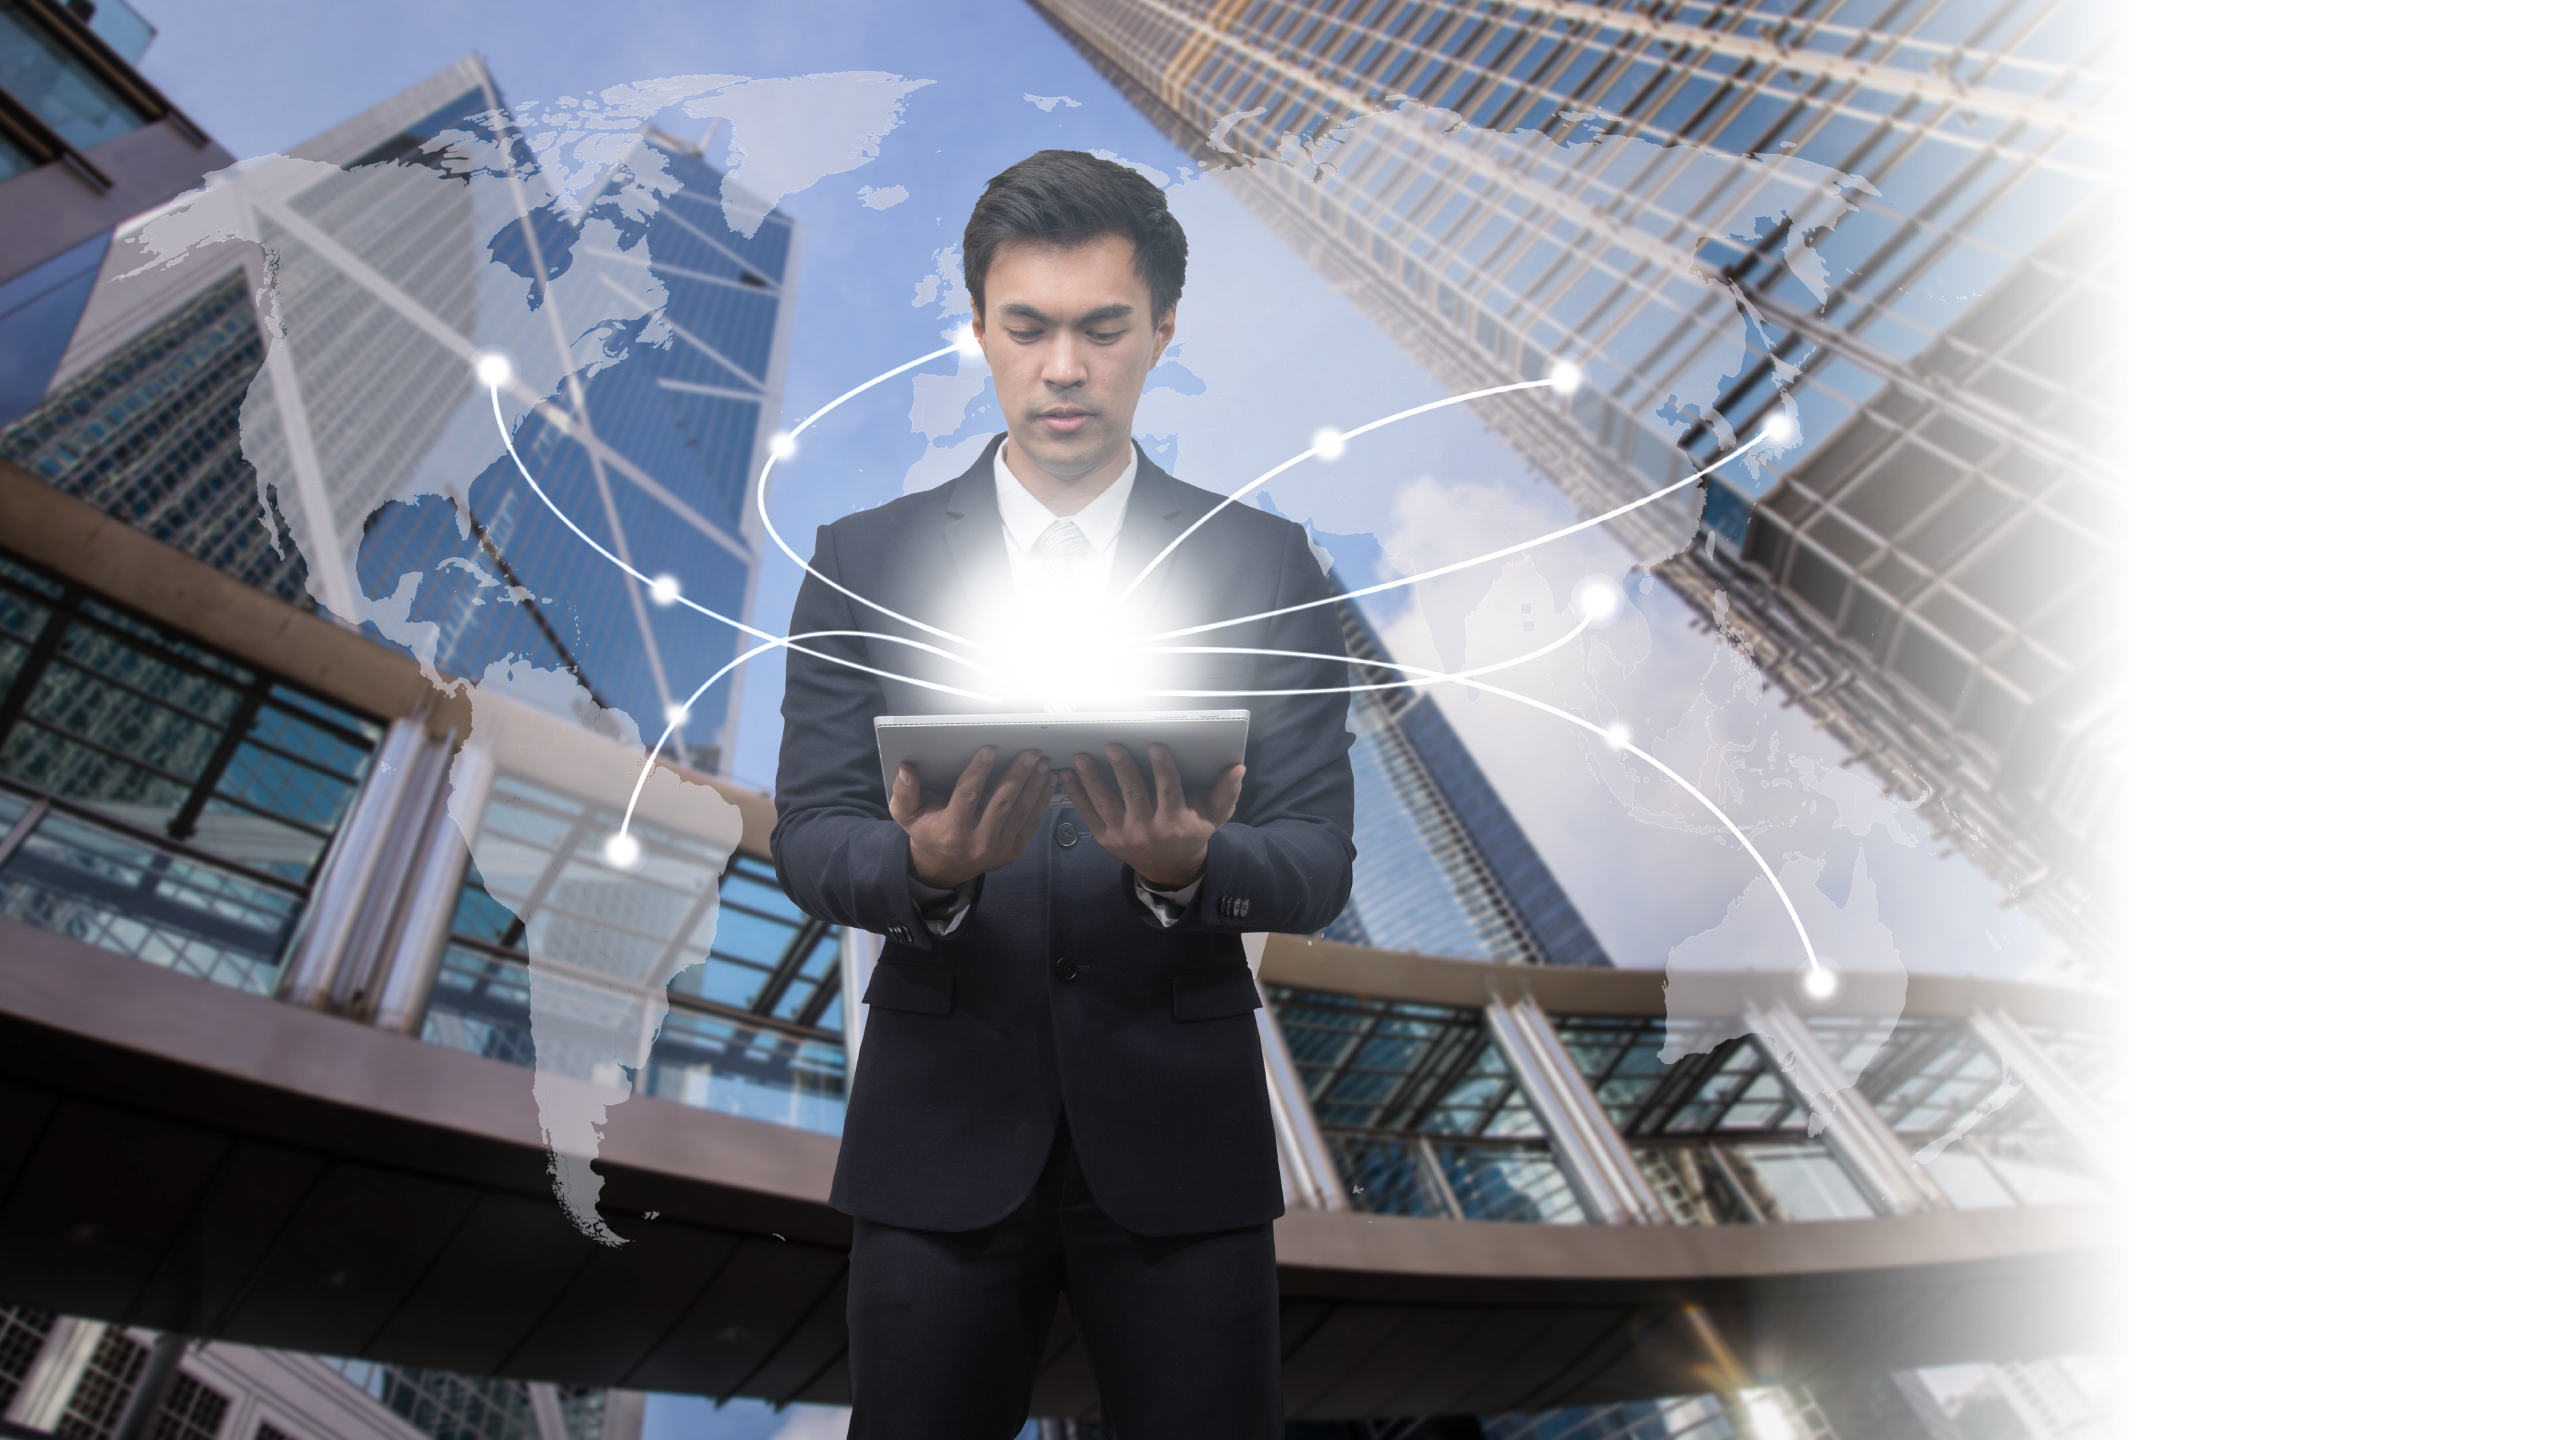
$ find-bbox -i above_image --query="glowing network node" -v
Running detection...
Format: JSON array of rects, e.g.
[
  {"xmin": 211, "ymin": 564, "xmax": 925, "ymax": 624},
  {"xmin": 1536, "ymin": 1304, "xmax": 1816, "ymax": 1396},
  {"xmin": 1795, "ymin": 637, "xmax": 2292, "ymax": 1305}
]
[
  {"xmin": 950, "ymin": 325, "xmax": 984, "ymax": 363},
  {"xmin": 1760, "ymin": 408, "xmax": 1800, "ymax": 447},
  {"xmin": 1571, "ymin": 575, "xmax": 1625, "ymax": 628},
  {"xmin": 769, "ymin": 430, "xmax": 799, "ymax": 460},
  {"xmin": 602, "ymin": 832, "xmax": 643, "ymax": 870},
  {"xmin": 665, "ymin": 702, "xmax": 690, "ymax": 727},
  {"xmin": 649, "ymin": 573, "xmax": 682, "ymax": 607},
  {"xmin": 1604, "ymin": 722, "xmax": 1631, "ymax": 751},
  {"xmin": 1311, "ymin": 427, "xmax": 1347, "ymax": 461},
  {"xmin": 1802, "ymin": 964, "xmax": 1839, "ymax": 1000},
  {"xmin": 474, "ymin": 352, "xmax": 513, "ymax": 387},
  {"xmin": 1548, "ymin": 358, "xmax": 1584, "ymax": 397}
]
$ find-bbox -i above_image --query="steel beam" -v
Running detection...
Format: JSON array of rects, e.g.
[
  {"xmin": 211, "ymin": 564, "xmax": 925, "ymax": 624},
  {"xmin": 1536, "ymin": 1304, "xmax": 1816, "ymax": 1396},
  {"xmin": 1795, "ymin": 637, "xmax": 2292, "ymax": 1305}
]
[
  {"xmin": 373, "ymin": 737, "xmax": 497, "ymax": 1035},
  {"xmin": 1745, "ymin": 998, "xmax": 1950, "ymax": 1215},
  {"xmin": 1483, "ymin": 990, "xmax": 1670, "ymax": 1224}
]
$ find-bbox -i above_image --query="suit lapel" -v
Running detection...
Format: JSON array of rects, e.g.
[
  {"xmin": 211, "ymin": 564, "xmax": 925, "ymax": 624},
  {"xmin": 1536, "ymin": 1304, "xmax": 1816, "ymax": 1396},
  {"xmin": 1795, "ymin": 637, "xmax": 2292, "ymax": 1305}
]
[{"xmin": 939, "ymin": 435, "xmax": 1008, "ymax": 602}]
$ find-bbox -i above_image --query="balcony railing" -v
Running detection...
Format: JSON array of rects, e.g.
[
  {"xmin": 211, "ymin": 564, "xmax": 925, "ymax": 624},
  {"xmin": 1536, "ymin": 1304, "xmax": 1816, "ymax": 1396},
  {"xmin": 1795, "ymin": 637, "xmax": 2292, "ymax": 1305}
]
[
  {"xmin": 422, "ymin": 935, "xmax": 848, "ymax": 1135},
  {"xmin": 0, "ymin": 777, "xmax": 305, "ymax": 997}
]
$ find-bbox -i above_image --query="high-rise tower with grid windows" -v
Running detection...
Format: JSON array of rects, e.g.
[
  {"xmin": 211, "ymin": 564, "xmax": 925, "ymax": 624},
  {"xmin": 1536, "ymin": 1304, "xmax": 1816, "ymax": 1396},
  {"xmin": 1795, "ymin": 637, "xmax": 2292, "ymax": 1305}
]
[
  {"xmin": 9, "ymin": 56, "xmax": 801, "ymax": 774},
  {"xmin": 1028, "ymin": 0, "xmax": 2124, "ymax": 959}
]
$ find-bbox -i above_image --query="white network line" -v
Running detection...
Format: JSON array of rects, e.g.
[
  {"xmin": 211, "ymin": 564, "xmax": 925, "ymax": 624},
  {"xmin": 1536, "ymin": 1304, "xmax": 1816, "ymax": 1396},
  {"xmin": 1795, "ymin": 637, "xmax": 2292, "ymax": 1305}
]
[{"xmin": 478, "ymin": 347, "xmax": 1826, "ymax": 978}]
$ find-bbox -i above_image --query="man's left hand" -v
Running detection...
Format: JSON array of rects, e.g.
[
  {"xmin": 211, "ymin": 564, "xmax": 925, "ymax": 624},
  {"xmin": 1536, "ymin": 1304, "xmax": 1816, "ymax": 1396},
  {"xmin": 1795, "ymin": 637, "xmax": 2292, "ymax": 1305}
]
[{"xmin": 1061, "ymin": 742, "xmax": 1245, "ymax": 890}]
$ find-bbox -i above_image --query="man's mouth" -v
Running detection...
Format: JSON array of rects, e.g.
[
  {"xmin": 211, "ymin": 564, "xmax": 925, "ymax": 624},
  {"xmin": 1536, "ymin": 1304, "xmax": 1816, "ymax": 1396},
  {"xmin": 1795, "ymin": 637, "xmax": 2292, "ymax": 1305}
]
[{"xmin": 1033, "ymin": 409, "xmax": 1094, "ymax": 435}]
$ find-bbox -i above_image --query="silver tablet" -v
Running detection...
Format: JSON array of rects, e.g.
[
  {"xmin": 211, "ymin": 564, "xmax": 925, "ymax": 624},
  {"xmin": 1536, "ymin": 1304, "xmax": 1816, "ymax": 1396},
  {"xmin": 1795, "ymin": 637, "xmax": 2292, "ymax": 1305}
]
[{"xmin": 875, "ymin": 710, "xmax": 1251, "ymax": 795}]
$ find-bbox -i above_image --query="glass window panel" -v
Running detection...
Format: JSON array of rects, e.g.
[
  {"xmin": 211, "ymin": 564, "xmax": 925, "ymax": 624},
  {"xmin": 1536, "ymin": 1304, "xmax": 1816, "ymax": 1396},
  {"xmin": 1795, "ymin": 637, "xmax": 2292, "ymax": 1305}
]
[
  {"xmin": 0, "ymin": 2, "xmax": 145, "ymax": 150},
  {"xmin": 0, "ymin": 808, "xmax": 296, "ymax": 994},
  {"xmin": 1737, "ymin": 1144, "xmax": 1874, "ymax": 1221}
]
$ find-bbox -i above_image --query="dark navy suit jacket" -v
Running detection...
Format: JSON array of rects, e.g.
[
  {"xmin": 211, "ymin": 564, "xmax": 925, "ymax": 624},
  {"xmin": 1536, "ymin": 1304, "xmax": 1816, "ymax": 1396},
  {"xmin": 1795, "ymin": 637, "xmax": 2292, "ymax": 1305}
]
[{"xmin": 769, "ymin": 436, "xmax": 1356, "ymax": 1236}]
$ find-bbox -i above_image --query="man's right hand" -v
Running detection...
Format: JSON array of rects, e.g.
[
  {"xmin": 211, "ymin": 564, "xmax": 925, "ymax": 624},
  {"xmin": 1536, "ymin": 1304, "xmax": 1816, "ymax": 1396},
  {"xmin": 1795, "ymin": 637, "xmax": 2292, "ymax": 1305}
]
[{"xmin": 891, "ymin": 745, "xmax": 1053, "ymax": 888}]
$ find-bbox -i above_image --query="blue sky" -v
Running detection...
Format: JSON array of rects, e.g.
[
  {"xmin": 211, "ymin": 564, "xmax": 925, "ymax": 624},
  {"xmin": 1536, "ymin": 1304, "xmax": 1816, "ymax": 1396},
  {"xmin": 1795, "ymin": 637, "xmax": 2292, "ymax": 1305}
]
[
  {"xmin": 133, "ymin": 0, "xmax": 2075, "ymax": 990},
  {"xmin": 119, "ymin": 1, "xmax": 2082, "ymax": 1432}
]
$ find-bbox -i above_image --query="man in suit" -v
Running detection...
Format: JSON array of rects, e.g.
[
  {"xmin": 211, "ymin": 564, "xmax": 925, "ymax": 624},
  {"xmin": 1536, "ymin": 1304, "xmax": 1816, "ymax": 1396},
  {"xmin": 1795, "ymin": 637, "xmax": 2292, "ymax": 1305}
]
[{"xmin": 770, "ymin": 150, "xmax": 1356, "ymax": 1439}]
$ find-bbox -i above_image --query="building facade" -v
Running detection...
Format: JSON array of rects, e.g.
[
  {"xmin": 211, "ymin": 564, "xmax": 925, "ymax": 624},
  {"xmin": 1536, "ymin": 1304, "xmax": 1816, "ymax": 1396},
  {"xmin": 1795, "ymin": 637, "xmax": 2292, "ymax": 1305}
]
[
  {"xmin": 5, "ymin": 55, "xmax": 799, "ymax": 773},
  {"xmin": 0, "ymin": 0, "xmax": 233, "ymax": 423},
  {"xmin": 1328, "ymin": 592, "xmax": 1612, "ymax": 967},
  {"xmin": 0, "ymin": 1308, "xmax": 643, "ymax": 1440},
  {"xmin": 1027, "ymin": 0, "xmax": 2124, "ymax": 960}
]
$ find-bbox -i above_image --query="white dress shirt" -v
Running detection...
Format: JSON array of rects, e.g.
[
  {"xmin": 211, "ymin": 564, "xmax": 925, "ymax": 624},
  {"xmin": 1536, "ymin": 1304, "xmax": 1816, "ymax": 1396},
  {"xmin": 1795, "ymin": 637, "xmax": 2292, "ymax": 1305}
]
[
  {"xmin": 991, "ymin": 438, "xmax": 1137, "ymax": 596},
  {"xmin": 906, "ymin": 441, "xmax": 1199, "ymax": 935}
]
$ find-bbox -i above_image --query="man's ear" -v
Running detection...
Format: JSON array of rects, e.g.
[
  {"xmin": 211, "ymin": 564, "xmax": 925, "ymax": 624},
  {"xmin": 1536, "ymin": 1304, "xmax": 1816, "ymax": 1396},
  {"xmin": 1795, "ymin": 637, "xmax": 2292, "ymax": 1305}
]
[
  {"xmin": 1151, "ymin": 303, "xmax": 1178, "ymax": 367},
  {"xmin": 971, "ymin": 305, "xmax": 987, "ymax": 346}
]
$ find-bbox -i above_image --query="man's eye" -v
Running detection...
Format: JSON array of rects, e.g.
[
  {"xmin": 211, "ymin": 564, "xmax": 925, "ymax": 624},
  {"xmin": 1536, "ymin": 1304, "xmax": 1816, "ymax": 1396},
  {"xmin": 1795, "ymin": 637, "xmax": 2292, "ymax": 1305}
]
[
  {"xmin": 1088, "ymin": 329, "xmax": 1124, "ymax": 343},
  {"xmin": 1007, "ymin": 329, "xmax": 1041, "ymax": 343}
]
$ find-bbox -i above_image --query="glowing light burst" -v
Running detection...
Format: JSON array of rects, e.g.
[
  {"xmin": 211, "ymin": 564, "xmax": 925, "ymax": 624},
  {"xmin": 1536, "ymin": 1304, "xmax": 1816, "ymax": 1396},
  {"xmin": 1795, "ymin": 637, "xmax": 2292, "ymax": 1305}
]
[
  {"xmin": 1571, "ymin": 575, "xmax": 1625, "ymax": 628},
  {"xmin": 1802, "ymin": 964, "xmax": 1839, "ymax": 1000},
  {"xmin": 648, "ymin": 573, "xmax": 682, "ymax": 607},
  {"xmin": 1311, "ymin": 427, "xmax": 1347, "ymax": 461},
  {"xmin": 493, "ymin": 347, "xmax": 1833, "ymax": 981}
]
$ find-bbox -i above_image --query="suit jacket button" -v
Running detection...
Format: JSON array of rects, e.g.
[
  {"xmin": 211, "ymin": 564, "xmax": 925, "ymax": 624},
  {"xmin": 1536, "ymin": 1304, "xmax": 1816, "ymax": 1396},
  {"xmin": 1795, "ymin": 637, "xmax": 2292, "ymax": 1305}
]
[
  {"xmin": 1054, "ymin": 820, "xmax": 1078, "ymax": 849},
  {"xmin": 888, "ymin": 925, "xmax": 912, "ymax": 943},
  {"xmin": 1052, "ymin": 955, "xmax": 1078, "ymax": 983}
]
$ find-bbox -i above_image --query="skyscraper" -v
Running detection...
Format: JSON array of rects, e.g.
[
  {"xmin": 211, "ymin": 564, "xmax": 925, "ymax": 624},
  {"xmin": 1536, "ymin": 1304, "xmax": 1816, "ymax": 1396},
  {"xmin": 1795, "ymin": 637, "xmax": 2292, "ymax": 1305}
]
[
  {"xmin": 1027, "ymin": 0, "xmax": 2124, "ymax": 958},
  {"xmin": 0, "ymin": 0, "xmax": 233, "ymax": 422},
  {"xmin": 10, "ymin": 56, "xmax": 801, "ymax": 772},
  {"xmin": 1328, "ymin": 585, "xmax": 1611, "ymax": 966}
]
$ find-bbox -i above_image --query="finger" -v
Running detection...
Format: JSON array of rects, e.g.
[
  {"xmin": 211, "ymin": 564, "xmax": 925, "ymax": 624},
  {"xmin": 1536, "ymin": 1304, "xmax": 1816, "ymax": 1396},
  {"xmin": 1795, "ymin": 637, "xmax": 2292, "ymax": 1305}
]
[
  {"xmin": 891, "ymin": 762, "xmax": 945, "ymax": 823},
  {"xmin": 1002, "ymin": 766, "xmax": 1054, "ymax": 849},
  {"xmin": 947, "ymin": 745, "xmax": 998, "ymax": 820},
  {"xmin": 1148, "ymin": 743, "xmax": 1184, "ymax": 819},
  {"xmin": 1203, "ymin": 763, "xmax": 1247, "ymax": 827},
  {"xmin": 973, "ymin": 749, "xmax": 1037, "ymax": 844},
  {"xmin": 1061, "ymin": 765, "xmax": 1106, "ymax": 831},
  {"xmin": 1105, "ymin": 743, "xmax": 1152, "ymax": 820},
  {"xmin": 1071, "ymin": 753, "xmax": 1125, "ymax": 829}
]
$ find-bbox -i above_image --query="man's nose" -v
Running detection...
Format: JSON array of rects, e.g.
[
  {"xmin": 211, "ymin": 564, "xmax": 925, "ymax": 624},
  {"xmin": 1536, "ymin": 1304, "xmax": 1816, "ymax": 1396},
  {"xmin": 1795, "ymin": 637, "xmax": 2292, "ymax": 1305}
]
[{"xmin": 1040, "ymin": 334, "xmax": 1086, "ymax": 387}]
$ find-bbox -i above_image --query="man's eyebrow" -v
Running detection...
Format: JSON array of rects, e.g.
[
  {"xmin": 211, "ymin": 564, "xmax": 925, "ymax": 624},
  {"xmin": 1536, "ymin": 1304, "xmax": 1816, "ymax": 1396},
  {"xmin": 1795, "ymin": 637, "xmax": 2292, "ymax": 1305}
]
[{"xmin": 998, "ymin": 301, "xmax": 1136, "ymax": 326}]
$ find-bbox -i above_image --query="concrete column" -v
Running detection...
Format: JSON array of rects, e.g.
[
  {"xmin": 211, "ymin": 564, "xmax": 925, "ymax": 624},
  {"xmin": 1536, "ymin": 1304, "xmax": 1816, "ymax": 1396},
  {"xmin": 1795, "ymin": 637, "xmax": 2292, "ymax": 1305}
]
[
  {"xmin": 3, "ymin": 1316, "xmax": 107, "ymax": 1432},
  {"xmin": 1483, "ymin": 990, "xmax": 1671, "ymax": 1225},
  {"xmin": 1251, "ymin": 953, "xmax": 1348, "ymax": 1211},
  {"xmin": 1744, "ymin": 999, "xmax": 1951, "ymax": 1215},
  {"xmin": 330, "ymin": 727, "xmax": 460, "ymax": 1017},
  {"xmin": 1968, "ymin": 1007, "xmax": 2120, "ymax": 1181},
  {"xmin": 372, "ymin": 737, "xmax": 497, "ymax": 1035},
  {"xmin": 524, "ymin": 1382, "xmax": 571, "ymax": 1440},
  {"xmin": 106, "ymin": 1331, "xmax": 187, "ymax": 1440},
  {"xmin": 279, "ymin": 714, "xmax": 428, "ymax": 1008}
]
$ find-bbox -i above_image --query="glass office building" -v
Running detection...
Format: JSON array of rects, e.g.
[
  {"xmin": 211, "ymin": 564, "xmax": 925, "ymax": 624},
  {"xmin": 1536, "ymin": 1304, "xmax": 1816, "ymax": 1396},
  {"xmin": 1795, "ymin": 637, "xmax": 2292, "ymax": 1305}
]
[
  {"xmin": 1029, "ymin": 0, "xmax": 2124, "ymax": 959},
  {"xmin": 8, "ymin": 56, "xmax": 798, "ymax": 773},
  {"xmin": 1328, "ymin": 591, "xmax": 1611, "ymax": 966}
]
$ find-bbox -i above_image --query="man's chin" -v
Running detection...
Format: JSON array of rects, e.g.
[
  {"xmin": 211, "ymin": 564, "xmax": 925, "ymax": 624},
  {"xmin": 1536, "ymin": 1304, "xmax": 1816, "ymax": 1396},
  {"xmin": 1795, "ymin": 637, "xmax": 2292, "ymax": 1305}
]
[{"xmin": 1009, "ymin": 430, "xmax": 1126, "ymax": 481}]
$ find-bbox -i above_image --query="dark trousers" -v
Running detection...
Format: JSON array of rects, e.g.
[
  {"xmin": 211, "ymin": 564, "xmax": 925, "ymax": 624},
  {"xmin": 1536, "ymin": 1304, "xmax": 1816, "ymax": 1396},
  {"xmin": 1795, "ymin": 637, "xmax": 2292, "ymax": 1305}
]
[{"xmin": 844, "ymin": 1120, "xmax": 1283, "ymax": 1440}]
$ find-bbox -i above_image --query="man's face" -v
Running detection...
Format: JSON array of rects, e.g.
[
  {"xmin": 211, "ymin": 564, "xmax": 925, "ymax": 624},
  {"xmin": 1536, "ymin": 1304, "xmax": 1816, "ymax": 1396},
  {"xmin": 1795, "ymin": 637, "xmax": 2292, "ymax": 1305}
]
[{"xmin": 974, "ymin": 234, "xmax": 1176, "ymax": 486}]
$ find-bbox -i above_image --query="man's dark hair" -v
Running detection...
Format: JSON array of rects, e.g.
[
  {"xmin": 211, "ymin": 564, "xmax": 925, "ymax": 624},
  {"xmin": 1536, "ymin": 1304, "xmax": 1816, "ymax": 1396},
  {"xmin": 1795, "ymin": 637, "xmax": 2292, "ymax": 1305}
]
[{"xmin": 964, "ymin": 150, "xmax": 1187, "ymax": 321}]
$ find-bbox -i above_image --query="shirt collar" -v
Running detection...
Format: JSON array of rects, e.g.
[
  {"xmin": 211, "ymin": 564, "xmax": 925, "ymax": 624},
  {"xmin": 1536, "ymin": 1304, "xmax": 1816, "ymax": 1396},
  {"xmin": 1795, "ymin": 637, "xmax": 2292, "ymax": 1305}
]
[{"xmin": 991, "ymin": 439, "xmax": 1139, "ymax": 557}]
